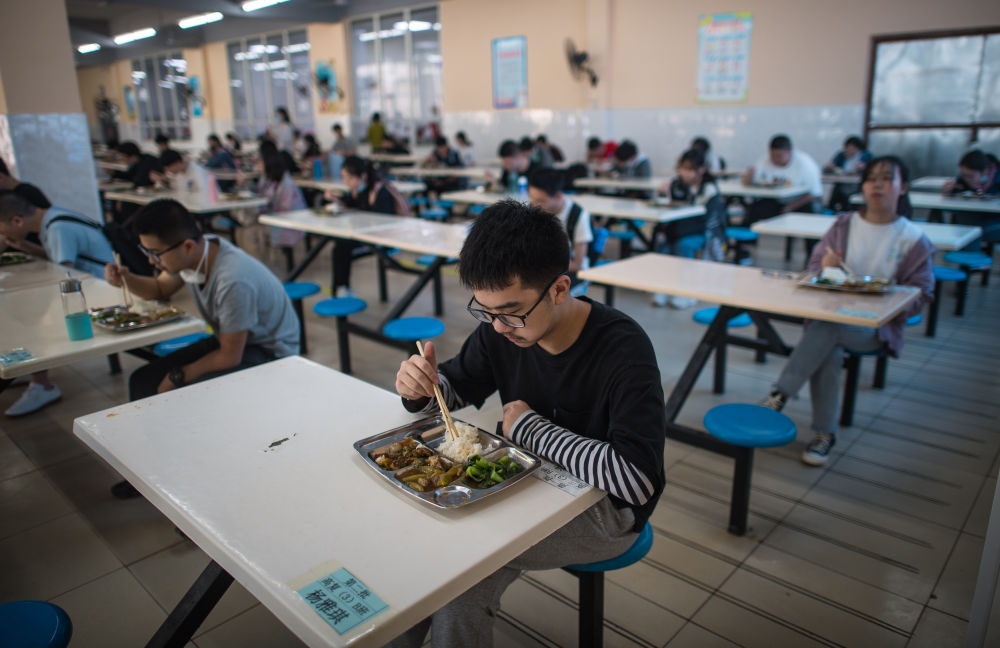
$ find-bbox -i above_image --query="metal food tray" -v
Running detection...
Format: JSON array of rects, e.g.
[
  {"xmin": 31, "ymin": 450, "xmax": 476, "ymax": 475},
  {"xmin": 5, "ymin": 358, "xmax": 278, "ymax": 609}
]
[
  {"xmin": 91, "ymin": 305, "xmax": 186, "ymax": 333},
  {"xmin": 0, "ymin": 252, "xmax": 33, "ymax": 266},
  {"xmin": 797, "ymin": 274, "xmax": 893, "ymax": 294},
  {"xmin": 353, "ymin": 415, "xmax": 542, "ymax": 509}
]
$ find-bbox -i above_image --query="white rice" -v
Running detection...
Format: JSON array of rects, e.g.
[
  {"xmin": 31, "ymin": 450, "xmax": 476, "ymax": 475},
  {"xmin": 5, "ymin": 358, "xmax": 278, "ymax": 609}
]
[{"xmin": 437, "ymin": 422, "xmax": 483, "ymax": 463}]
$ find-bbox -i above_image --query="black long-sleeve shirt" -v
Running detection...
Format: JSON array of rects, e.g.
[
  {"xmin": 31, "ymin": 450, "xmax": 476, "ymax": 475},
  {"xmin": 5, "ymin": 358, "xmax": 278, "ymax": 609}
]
[{"xmin": 404, "ymin": 298, "xmax": 666, "ymax": 530}]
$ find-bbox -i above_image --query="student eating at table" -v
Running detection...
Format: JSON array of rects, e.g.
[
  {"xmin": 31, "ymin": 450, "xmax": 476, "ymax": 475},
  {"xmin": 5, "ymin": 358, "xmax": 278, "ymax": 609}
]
[
  {"xmin": 690, "ymin": 136, "xmax": 725, "ymax": 175},
  {"xmin": 151, "ymin": 150, "xmax": 218, "ymax": 200},
  {"xmin": 760, "ymin": 156, "xmax": 934, "ymax": 466},
  {"xmin": 329, "ymin": 155, "xmax": 405, "ymax": 298},
  {"xmin": 390, "ymin": 200, "xmax": 666, "ymax": 647},
  {"xmin": 490, "ymin": 139, "xmax": 543, "ymax": 194},
  {"xmin": 0, "ymin": 191, "xmax": 115, "ymax": 416},
  {"xmin": 0, "ymin": 157, "xmax": 49, "ymax": 257},
  {"xmin": 741, "ymin": 134, "xmax": 823, "ymax": 225},
  {"xmin": 823, "ymin": 135, "xmax": 872, "ymax": 212},
  {"xmin": 112, "ymin": 141, "xmax": 163, "ymax": 188},
  {"xmin": 154, "ymin": 133, "xmax": 180, "ymax": 165},
  {"xmin": 103, "ymin": 198, "xmax": 300, "ymax": 497},
  {"xmin": 454, "ymin": 131, "xmax": 476, "ymax": 167},
  {"xmin": 420, "ymin": 135, "xmax": 467, "ymax": 195},
  {"xmin": 527, "ymin": 168, "xmax": 594, "ymax": 281},
  {"xmin": 942, "ymin": 149, "xmax": 1000, "ymax": 253}
]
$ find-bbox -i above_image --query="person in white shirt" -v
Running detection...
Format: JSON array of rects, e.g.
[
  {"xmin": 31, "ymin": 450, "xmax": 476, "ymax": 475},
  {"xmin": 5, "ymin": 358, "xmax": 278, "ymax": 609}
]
[
  {"xmin": 527, "ymin": 168, "xmax": 594, "ymax": 282},
  {"xmin": 153, "ymin": 150, "xmax": 217, "ymax": 202},
  {"xmin": 270, "ymin": 107, "xmax": 295, "ymax": 154},
  {"xmin": 455, "ymin": 131, "xmax": 476, "ymax": 167},
  {"xmin": 742, "ymin": 134, "xmax": 823, "ymax": 223}
]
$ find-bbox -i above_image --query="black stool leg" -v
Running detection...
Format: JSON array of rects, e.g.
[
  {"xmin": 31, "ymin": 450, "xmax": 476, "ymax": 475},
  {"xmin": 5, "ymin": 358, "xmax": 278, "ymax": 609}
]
[
  {"xmin": 577, "ymin": 571, "xmax": 604, "ymax": 648},
  {"xmin": 873, "ymin": 355, "xmax": 887, "ymax": 389},
  {"xmin": 432, "ymin": 267, "xmax": 443, "ymax": 316},
  {"xmin": 926, "ymin": 281, "xmax": 942, "ymax": 337},
  {"xmin": 784, "ymin": 236, "xmax": 793, "ymax": 262},
  {"xmin": 754, "ymin": 324, "xmax": 767, "ymax": 363},
  {"xmin": 107, "ymin": 353, "xmax": 122, "ymax": 375},
  {"xmin": 840, "ymin": 354, "xmax": 860, "ymax": 427},
  {"xmin": 335, "ymin": 316, "xmax": 351, "ymax": 374},
  {"xmin": 729, "ymin": 446, "xmax": 754, "ymax": 536},
  {"xmin": 282, "ymin": 247, "xmax": 294, "ymax": 274},
  {"xmin": 955, "ymin": 278, "xmax": 968, "ymax": 316},
  {"xmin": 713, "ymin": 340, "xmax": 727, "ymax": 394},
  {"xmin": 378, "ymin": 256, "xmax": 389, "ymax": 303},
  {"xmin": 292, "ymin": 299, "xmax": 307, "ymax": 355},
  {"xmin": 981, "ymin": 267, "xmax": 990, "ymax": 287}
]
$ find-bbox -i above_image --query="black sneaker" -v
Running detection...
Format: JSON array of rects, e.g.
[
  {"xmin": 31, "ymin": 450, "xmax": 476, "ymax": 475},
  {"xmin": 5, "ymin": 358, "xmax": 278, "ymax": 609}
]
[
  {"xmin": 111, "ymin": 480, "xmax": 142, "ymax": 499},
  {"xmin": 760, "ymin": 390, "xmax": 788, "ymax": 412},
  {"xmin": 801, "ymin": 433, "xmax": 835, "ymax": 466}
]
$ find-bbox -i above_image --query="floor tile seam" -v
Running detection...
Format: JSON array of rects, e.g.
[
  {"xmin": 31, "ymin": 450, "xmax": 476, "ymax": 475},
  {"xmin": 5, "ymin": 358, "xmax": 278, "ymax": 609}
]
[
  {"xmin": 674, "ymin": 454, "xmax": 821, "ymax": 501},
  {"xmin": 43, "ymin": 563, "xmax": 127, "ymax": 603},
  {"xmin": 0, "ymin": 508, "xmax": 79, "ymax": 543},
  {"xmin": 667, "ymin": 462, "xmax": 804, "ymax": 509},
  {"xmin": 494, "ymin": 609, "xmax": 563, "ymax": 648},
  {"xmin": 663, "ymin": 620, "xmax": 746, "ymax": 648},
  {"xmin": 771, "ymin": 518, "xmax": 923, "ymax": 574},
  {"xmin": 834, "ymin": 453, "xmax": 975, "ymax": 489},
  {"xmin": 863, "ymin": 424, "xmax": 989, "ymax": 454},
  {"xmin": 657, "ymin": 490, "xmax": 786, "ymax": 534},
  {"xmin": 881, "ymin": 389, "xmax": 1000, "ymax": 420},
  {"xmin": 918, "ymin": 531, "xmax": 973, "ymax": 624},
  {"xmin": 650, "ymin": 523, "xmax": 745, "ymax": 569},
  {"xmin": 822, "ymin": 468, "xmax": 958, "ymax": 507},
  {"xmin": 703, "ymin": 588, "xmax": 855, "ymax": 648},
  {"xmin": 889, "ymin": 385, "xmax": 1000, "ymax": 413},
  {"xmin": 817, "ymin": 479, "xmax": 969, "ymax": 533},
  {"xmin": 786, "ymin": 497, "xmax": 938, "ymax": 548}
]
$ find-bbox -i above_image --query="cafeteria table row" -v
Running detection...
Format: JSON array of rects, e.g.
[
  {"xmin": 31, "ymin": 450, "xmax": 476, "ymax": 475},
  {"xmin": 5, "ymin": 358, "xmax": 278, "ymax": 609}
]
[
  {"xmin": 851, "ymin": 192, "xmax": 1000, "ymax": 215},
  {"xmin": 573, "ymin": 176, "xmax": 812, "ymax": 201},
  {"xmin": 295, "ymin": 177, "xmax": 427, "ymax": 195}
]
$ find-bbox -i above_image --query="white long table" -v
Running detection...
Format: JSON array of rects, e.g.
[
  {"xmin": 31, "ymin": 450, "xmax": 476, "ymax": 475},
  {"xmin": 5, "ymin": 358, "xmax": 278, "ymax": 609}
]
[
  {"xmin": 104, "ymin": 190, "xmax": 267, "ymax": 214},
  {"xmin": 390, "ymin": 166, "xmax": 500, "ymax": 180},
  {"xmin": 852, "ymin": 193, "xmax": 1000, "ymax": 214},
  {"xmin": 73, "ymin": 356, "xmax": 601, "ymax": 646},
  {"xmin": 295, "ymin": 178, "xmax": 426, "ymax": 195},
  {"xmin": 0, "ymin": 257, "xmax": 87, "ymax": 293},
  {"xmin": 0, "ymin": 277, "xmax": 205, "ymax": 379},
  {"xmin": 716, "ymin": 180, "xmax": 811, "ymax": 200},
  {"xmin": 909, "ymin": 176, "xmax": 951, "ymax": 192},
  {"xmin": 751, "ymin": 213, "xmax": 983, "ymax": 251}
]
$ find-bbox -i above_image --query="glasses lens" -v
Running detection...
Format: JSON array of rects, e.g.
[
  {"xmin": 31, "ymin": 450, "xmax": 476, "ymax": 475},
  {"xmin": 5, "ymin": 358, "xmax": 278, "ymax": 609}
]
[
  {"xmin": 468, "ymin": 308, "xmax": 492, "ymax": 324},
  {"xmin": 496, "ymin": 314, "xmax": 525, "ymax": 328}
]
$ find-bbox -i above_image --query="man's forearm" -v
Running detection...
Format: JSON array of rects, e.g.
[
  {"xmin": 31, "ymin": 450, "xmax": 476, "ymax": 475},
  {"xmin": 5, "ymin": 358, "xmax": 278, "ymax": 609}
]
[{"xmin": 178, "ymin": 347, "xmax": 241, "ymax": 383}]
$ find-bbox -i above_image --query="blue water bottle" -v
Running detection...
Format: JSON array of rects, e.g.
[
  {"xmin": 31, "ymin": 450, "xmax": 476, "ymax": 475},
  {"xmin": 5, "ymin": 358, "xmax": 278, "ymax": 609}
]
[
  {"xmin": 313, "ymin": 158, "xmax": 324, "ymax": 180},
  {"xmin": 517, "ymin": 175, "xmax": 528, "ymax": 199},
  {"xmin": 60, "ymin": 278, "xmax": 93, "ymax": 341}
]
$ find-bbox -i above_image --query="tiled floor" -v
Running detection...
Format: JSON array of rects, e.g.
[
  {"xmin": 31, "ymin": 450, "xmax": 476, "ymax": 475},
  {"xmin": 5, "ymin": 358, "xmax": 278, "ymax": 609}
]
[{"xmin": 2, "ymin": 225, "xmax": 998, "ymax": 647}]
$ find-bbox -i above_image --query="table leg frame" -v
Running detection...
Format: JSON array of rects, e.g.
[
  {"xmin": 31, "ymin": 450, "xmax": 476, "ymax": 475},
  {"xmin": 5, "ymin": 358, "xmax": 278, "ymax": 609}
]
[{"xmin": 145, "ymin": 560, "xmax": 233, "ymax": 648}]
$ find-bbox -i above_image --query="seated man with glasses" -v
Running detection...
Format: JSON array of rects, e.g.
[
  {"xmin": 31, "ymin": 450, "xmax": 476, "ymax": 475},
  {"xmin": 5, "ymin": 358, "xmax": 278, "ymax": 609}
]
[
  {"xmin": 104, "ymin": 198, "xmax": 300, "ymax": 498},
  {"xmin": 390, "ymin": 199, "xmax": 667, "ymax": 647}
]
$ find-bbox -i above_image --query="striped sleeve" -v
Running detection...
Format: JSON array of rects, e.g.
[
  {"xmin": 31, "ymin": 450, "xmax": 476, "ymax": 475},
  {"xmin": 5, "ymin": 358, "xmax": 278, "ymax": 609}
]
[
  {"xmin": 410, "ymin": 372, "xmax": 469, "ymax": 414},
  {"xmin": 509, "ymin": 411, "xmax": 657, "ymax": 506}
]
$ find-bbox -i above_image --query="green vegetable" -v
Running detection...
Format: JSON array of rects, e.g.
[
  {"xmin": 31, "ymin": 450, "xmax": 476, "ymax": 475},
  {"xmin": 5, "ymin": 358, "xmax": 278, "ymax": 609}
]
[{"xmin": 464, "ymin": 454, "xmax": 525, "ymax": 488}]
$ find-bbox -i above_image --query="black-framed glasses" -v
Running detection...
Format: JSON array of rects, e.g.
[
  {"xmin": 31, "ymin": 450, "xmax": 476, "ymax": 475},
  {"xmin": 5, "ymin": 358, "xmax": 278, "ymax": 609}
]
[
  {"xmin": 137, "ymin": 240, "xmax": 184, "ymax": 262},
  {"xmin": 466, "ymin": 275, "xmax": 561, "ymax": 328}
]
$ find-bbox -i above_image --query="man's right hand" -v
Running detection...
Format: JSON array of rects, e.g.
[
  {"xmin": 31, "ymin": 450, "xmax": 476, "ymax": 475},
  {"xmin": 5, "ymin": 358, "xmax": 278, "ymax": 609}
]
[
  {"xmin": 395, "ymin": 340, "xmax": 440, "ymax": 401},
  {"xmin": 104, "ymin": 262, "xmax": 129, "ymax": 288}
]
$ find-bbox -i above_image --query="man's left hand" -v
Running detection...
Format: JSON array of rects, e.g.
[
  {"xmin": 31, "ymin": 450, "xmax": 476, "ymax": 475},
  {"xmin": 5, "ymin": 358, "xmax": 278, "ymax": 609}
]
[{"xmin": 501, "ymin": 400, "xmax": 531, "ymax": 439}]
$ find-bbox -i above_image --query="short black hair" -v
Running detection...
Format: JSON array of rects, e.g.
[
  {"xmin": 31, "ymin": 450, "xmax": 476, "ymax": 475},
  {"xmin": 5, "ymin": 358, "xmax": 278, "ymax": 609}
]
[
  {"xmin": 587, "ymin": 137, "xmax": 602, "ymax": 151},
  {"xmin": 434, "ymin": 135, "xmax": 448, "ymax": 147},
  {"xmin": 262, "ymin": 151, "xmax": 286, "ymax": 183},
  {"xmin": 769, "ymin": 135, "xmax": 792, "ymax": 151},
  {"xmin": 459, "ymin": 199, "xmax": 569, "ymax": 292},
  {"xmin": 132, "ymin": 199, "xmax": 203, "ymax": 243},
  {"xmin": 960, "ymin": 150, "xmax": 987, "ymax": 172},
  {"xmin": 332, "ymin": 123, "xmax": 343, "ymax": 132},
  {"xmin": 528, "ymin": 168, "xmax": 564, "ymax": 196},
  {"xmin": 276, "ymin": 107, "xmax": 290, "ymax": 122},
  {"xmin": 258, "ymin": 140, "xmax": 278, "ymax": 157},
  {"xmin": 518, "ymin": 137, "xmax": 535, "ymax": 152},
  {"xmin": 678, "ymin": 148, "xmax": 706, "ymax": 168},
  {"xmin": 690, "ymin": 137, "xmax": 710, "ymax": 152},
  {"xmin": 160, "ymin": 149, "xmax": 183, "ymax": 167},
  {"xmin": 154, "ymin": 133, "xmax": 169, "ymax": 145},
  {"xmin": 861, "ymin": 155, "xmax": 912, "ymax": 216},
  {"xmin": 0, "ymin": 190, "xmax": 36, "ymax": 223},
  {"xmin": 844, "ymin": 135, "xmax": 865, "ymax": 150},
  {"xmin": 536, "ymin": 134, "xmax": 548, "ymax": 144},
  {"xmin": 0, "ymin": 158, "xmax": 8, "ymax": 177},
  {"xmin": 614, "ymin": 140, "xmax": 637, "ymax": 162},
  {"xmin": 498, "ymin": 140, "xmax": 518, "ymax": 158},
  {"xmin": 117, "ymin": 141, "xmax": 141, "ymax": 157},
  {"xmin": 372, "ymin": 112, "xmax": 381, "ymax": 121},
  {"xmin": 208, "ymin": 134, "xmax": 222, "ymax": 146},
  {"xmin": 456, "ymin": 131, "xmax": 469, "ymax": 143}
]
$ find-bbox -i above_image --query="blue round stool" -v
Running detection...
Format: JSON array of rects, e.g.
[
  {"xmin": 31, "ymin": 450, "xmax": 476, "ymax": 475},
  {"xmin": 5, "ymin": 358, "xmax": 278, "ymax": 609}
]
[
  {"xmin": 468, "ymin": 204, "xmax": 486, "ymax": 216},
  {"xmin": 703, "ymin": 404, "xmax": 796, "ymax": 535},
  {"xmin": 284, "ymin": 282, "xmax": 321, "ymax": 355},
  {"xmin": 944, "ymin": 250, "xmax": 992, "ymax": 288},
  {"xmin": 435, "ymin": 199, "xmax": 455, "ymax": 211},
  {"xmin": 692, "ymin": 307, "xmax": 752, "ymax": 328},
  {"xmin": 153, "ymin": 332, "xmax": 213, "ymax": 357},
  {"xmin": 564, "ymin": 522, "xmax": 654, "ymax": 648},
  {"xmin": 930, "ymin": 265, "xmax": 969, "ymax": 329},
  {"xmin": 421, "ymin": 207, "xmax": 448, "ymax": 221},
  {"xmin": 0, "ymin": 600, "xmax": 73, "ymax": 648},
  {"xmin": 211, "ymin": 215, "xmax": 239, "ymax": 243},
  {"xmin": 408, "ymin": 196, "xmax": 429, "ymax": 208},
  {"xmin": 726, "ymin": 227, "xmax": 758, "ymax": 264},
  {"xmin": 382, "ymin": 317, "xmax": 445, "ymax": 343},
  {"xmin": 314, "ymin": 297, "xmax": 367, "ymax": 374}
]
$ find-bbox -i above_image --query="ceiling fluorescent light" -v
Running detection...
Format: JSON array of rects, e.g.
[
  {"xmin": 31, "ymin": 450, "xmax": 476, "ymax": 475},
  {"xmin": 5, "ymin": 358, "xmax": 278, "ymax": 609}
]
[
  {"xmin": 77, "ymin": 43, "xmax": 101, "ymax": 54},
  {"xmin": 178, "ymin": 12, "xmax": 223, "ymax": 29},
  {"xmin": 242, "ymin": 0, "xmax": 291, "ymax": 12},
  {"xmin": 113, "ymin": 27, "xmax": 156, "ymax": 45}
]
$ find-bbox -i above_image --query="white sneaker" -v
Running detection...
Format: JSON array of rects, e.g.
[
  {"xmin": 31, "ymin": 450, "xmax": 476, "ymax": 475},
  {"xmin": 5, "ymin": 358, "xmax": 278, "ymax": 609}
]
[
  {"xmin": 5, "ymin": 382, "xmax": 61, "ymax": 416},
  {"xmin": 650, "ymin": 293, "xmax": 670, "ymax": 307},
  {"xmin": 669, "ymin": 296, "xmax": 697, "ymax": 309},
  {"xmin": 335, "ymin": 286, "xmax": 358, "ymax": 299}
]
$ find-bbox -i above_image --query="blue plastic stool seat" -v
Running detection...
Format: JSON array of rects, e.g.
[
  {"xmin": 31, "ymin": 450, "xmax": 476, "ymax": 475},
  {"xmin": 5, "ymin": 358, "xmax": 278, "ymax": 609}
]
[
  {"xmin": 906, "ymin": 313, "xmax": 922, "ymax": 326},
  {"xmin": 703, "ymin": 404, "xmax": 797, "ymax": 448},
  {"xmin": 692, "ymin": 307, "xmax": 752, "ymax": 327},
  {"xmin": 0, "ymin": 600, "xmax": 73, "ymax": 648},
  {"xmin": 676, "ymin": 234, "xmax": 706, "ymax": 258},
  {"xmin": 153, "ymin": 332, "xmax": 213, "ymax": 357},
  {"xmin": 468, "ymin": 204, "xmax": 486, "ymax": 215},
  {"xmin": 408, "ymin": 196, "xmax": 428, "ymax": 208},
  {"xmin": 933, "ymin": 265, "xmax": 968, "ymax": 282},
  {"xmin": 421, "ymin": 207, "xmax": 448, "ymax": 220},
  {"xmin": 382, "ymin": 317, "xmax": 445, "ymax": 341},
  {"xmin": 435, "ymin": 199, "xmax": 455, "ymax": 210},
  {"xmin": 416, "ymin": 254, "xmax": 458, "ymax": 266},
  {"xmin": 943, "ymin": 251, "xmax": 992, "ymax": 269},
  {"xmin": 608, "ymin": 228, "xmax": 635, "ymax": 240},
  {"xmin": 213, "ymin": 216, "xmax": 237, "ymax": 229},
  {"xmin": 726, "ymin": 227, "xmax": 758, "ymax": 242},
  {"xmin": 565, "ymin": 522, "xmax": 653, "ymax": 572},
  {"xmin": 283, "ymin": 281, "xmax": 320, "ymax": 301},
  {"xmin": 313, "ymin": 297, "xmax": 367, "ymax": 318}
]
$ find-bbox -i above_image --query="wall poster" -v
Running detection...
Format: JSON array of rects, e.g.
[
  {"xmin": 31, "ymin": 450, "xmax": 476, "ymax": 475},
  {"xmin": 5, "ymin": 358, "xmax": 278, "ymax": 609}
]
[
  {"xmin": 697, "ymin": 12, "xmax": 752, "ymax": 102},
  {"xmin": 492, "ymin": 36, "xmax": 527, "ymax": 109}
]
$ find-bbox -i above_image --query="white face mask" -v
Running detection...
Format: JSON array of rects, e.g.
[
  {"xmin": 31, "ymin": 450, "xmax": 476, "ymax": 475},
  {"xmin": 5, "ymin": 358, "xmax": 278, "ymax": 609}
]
[{"xmin": 180, "ymin": 237, "xmax": 212, "ymax": 284}]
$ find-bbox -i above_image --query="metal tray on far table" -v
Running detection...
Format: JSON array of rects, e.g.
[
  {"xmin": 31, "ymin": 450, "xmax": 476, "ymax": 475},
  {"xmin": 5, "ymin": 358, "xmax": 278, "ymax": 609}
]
[
  {"xmin": 90, "ymin": 304, "xmax": 186, "ymax": 333},
  {"xmin": 354, "ymin": 415, "xmax": 542, "ymax": 509},
  {"xmin": 0, "ymin": 252, "xmax": 33, "ymax": 266},
  {"xmin": 797, "ymin": 274, "xmax": 893, "ymax": 294}
]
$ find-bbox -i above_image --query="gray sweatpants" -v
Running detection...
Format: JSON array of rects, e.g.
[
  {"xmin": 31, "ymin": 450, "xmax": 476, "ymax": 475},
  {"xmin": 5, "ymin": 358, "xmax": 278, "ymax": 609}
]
[
  {"xmin": 384, "ymin": 495, "xmax": 637, "ymax": 648},
  {"xmin": 774, "ymin": 320, "xmax": 882, "ymax": 435}
]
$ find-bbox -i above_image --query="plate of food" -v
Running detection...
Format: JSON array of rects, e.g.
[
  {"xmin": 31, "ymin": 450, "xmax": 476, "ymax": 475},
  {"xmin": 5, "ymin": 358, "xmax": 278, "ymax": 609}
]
[
  {"xmin": 797, "ymin": 267, "xmax": 893, "ymax": 293},
  {"xmin": 0, "ymin": 251, "xmax": 33, "ymax": 266},
  {"xmin": 354, "ymin": 415, "xmax": 541, "ymax": 509},
  {"xmin": 90, "ymin": 304, "xmax": 185, "ymax": 332}
]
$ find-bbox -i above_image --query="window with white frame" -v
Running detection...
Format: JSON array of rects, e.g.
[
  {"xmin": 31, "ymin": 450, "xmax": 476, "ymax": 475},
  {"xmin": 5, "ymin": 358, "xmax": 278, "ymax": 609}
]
[
  {"xmin": 350, "ymin": 6, "xmax": 442, "ymax": 146},
  {"xmin": 131, "ymin": 53, "xmax": 190, "ymax": 141},
  {"xmin": 227, "ymin": 29, "xmax": 314, "ymax": 141}
]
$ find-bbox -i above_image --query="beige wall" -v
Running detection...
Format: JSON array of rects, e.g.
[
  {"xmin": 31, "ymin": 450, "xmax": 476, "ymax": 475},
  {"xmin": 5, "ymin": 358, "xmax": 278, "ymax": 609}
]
[
  {"xmin": 204, "ymin": 41, "xmax": 232, "ymax": 123},
  {"xmin": 0, "ymin": 0, "xmax": 81, "ymax": 114},
  {"xmin": 76, "ymin": 60, "xmax": 134, "ymax": 127},
  {"xmin": 440, "ymin": 0, "xmax": 589, "ymax": 112}
]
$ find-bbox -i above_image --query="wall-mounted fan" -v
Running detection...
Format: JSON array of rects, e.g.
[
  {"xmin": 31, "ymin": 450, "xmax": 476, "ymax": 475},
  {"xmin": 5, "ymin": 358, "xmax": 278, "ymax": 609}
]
[{"xmin": 565, "ymin": 39, "xmax": 598, "ymax": 87}]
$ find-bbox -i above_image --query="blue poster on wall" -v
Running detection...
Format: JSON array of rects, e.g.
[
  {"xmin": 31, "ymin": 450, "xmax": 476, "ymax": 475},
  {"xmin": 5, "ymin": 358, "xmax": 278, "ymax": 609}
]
[
  {"xmin": 492, "ymin": 36, "xmax": 527, "ymax": 109},
  {"xmin": 189, "ymin": 76, "xmax": 203, "ymax": 117}
]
